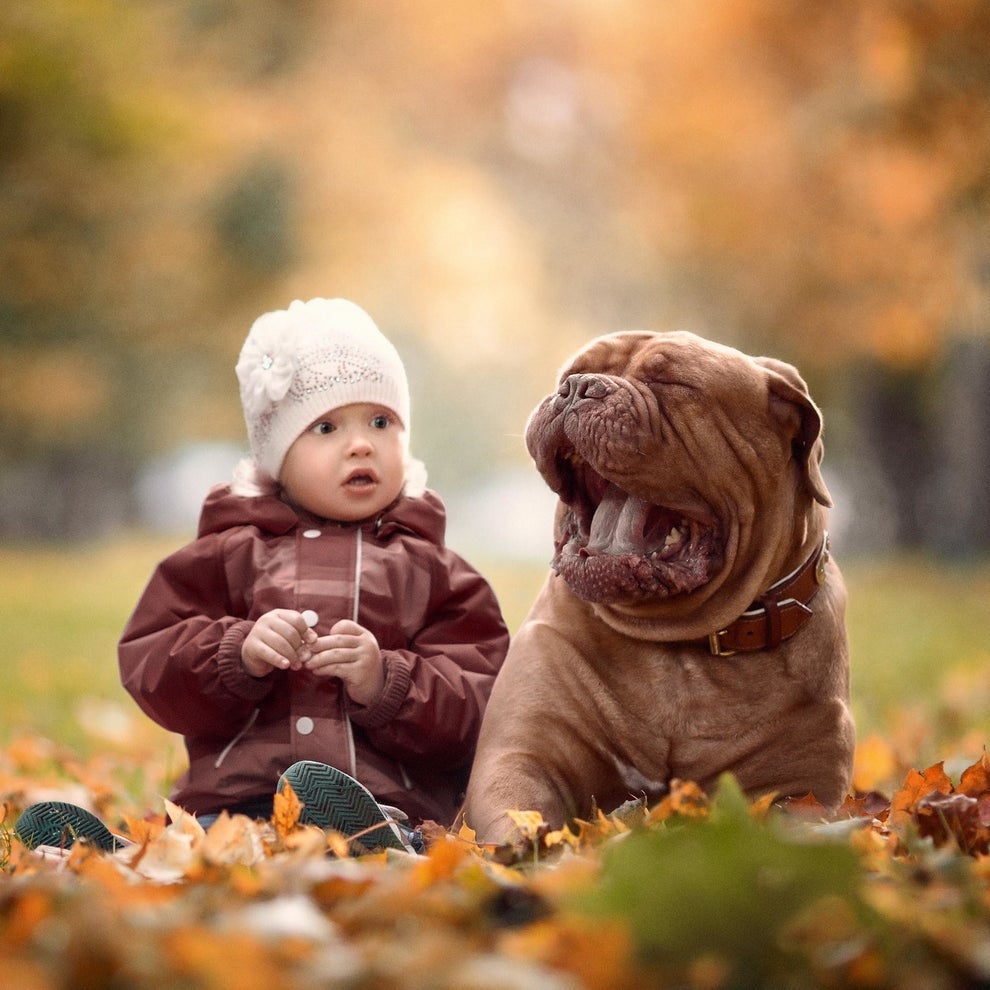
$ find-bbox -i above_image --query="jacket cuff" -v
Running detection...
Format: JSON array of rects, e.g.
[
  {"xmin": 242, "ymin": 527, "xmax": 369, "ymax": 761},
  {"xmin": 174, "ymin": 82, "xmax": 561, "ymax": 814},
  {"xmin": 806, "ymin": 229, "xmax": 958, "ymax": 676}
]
[
  {"xmin": 216, "ymin": 620, "xmax": 275, "ymax": 701},
  {"xmin": 348, "ymin": 652, "xmax": 412, "ymax": 729}
]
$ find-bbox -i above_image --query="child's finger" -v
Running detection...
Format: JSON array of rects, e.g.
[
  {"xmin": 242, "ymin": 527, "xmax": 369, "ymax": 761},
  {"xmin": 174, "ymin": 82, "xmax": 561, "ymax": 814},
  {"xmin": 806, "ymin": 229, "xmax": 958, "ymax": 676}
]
[{"xmin": 329, "ymin": 619, "xmax": 363, "ymax": 636}]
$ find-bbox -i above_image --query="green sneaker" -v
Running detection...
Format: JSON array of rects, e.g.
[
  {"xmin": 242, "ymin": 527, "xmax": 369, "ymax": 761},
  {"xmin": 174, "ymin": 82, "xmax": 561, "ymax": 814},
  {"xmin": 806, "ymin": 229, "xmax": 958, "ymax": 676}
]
[
  {"xmin": 15, "ymin": 801, "xmax": 121, "ymax": 853},
  {"xmin": 278, "ymin": 761, "xmax": 412, "ymax": 853}
]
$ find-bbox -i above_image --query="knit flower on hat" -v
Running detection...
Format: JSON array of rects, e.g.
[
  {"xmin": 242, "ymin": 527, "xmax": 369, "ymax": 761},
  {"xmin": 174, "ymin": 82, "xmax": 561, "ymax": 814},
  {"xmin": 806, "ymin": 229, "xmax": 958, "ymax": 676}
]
[{"xmin": 236, "ymin": 311, "xmax": 298, "ymax": 418}]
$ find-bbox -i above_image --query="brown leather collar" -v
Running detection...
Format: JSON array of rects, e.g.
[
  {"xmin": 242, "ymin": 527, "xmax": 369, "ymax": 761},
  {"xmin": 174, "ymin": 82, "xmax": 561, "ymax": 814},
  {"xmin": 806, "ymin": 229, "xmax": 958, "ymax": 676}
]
[{"xmin": 705, "ymin": 533, "xmax": 830, "ymax": 656}]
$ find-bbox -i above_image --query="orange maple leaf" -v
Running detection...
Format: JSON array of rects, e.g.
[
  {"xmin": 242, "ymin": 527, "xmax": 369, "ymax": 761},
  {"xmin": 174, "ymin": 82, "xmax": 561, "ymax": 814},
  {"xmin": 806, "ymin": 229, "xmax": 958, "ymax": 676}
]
[
  {"xmin": 779, "ymin": 792, "xmax": 828, "ymax": 821},
  {"xmin": 889, "ymin": 761, "xmax": 954, "ymax": 830},
  {"xmin": 958, "ymin": 750, "xmax": 990, "ymax": 799},
  {"xmin": 122, "ymin": 814, "xmax": 165, "ymax": 845}
]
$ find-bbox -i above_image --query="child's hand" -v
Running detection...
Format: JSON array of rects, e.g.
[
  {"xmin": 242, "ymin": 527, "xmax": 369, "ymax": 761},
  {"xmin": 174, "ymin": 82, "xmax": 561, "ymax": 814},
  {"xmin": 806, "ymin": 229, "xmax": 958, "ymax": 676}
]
[
  {"xmin": 242, "ymin": 609, "xmax": 317, "ymax": 677},
  {"xmin": 305, "ymin": 619, "xmax": 385, "ymax": 706}
]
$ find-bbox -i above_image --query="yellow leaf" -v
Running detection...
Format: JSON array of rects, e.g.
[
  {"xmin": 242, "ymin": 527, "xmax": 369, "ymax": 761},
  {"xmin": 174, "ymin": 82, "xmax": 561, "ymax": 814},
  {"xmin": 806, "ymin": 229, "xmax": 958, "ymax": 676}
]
[
  {"xmin": 273, "ymin": 782, "xmax": 302, "ymax": 838},
  {"xmin": 544, "ymin": 823, "xmax": 580, "ymax": 848},
  {"xmin": 507, "ymin": 809, "xmax": 547, "ymax": 840},
  {"xmin": 647, "ymin": 779, "xmax": 709, "ymax": 823},
  {"xmin": 325, "ymin": 830, "xmax": 351, "ymax": 859},
  {"xmin": 571, "ymin": 809, "xmax": 624, "ymax": 845},
  {"xmin": 163, "ymin": 799, "xmax": 206, "ymax": 841},
  {"xmin": 748, "ymin": 791, "xmax": 779, "ymax": 821},
  {"xmin": 128, "ymin": 825, "xmax": 198, "ymax": 882},
  {"xmin": 200, "ymin": 813, "xmax": 265, "ymax": 867}
]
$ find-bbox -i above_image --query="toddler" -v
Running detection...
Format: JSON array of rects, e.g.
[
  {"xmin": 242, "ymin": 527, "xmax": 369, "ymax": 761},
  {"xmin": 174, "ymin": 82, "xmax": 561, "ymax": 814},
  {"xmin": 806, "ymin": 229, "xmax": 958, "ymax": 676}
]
[{"xmin": 18, "ymin": 298, "xmax": 508, "ymax": 854}]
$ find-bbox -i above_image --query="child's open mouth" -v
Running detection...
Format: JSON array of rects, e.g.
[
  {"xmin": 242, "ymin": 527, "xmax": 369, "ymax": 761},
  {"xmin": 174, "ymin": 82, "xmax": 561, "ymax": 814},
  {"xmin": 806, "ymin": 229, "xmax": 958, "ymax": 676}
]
[{"xmin": 345, "ymin": 471, "xmax": 377, "ymax": 489}]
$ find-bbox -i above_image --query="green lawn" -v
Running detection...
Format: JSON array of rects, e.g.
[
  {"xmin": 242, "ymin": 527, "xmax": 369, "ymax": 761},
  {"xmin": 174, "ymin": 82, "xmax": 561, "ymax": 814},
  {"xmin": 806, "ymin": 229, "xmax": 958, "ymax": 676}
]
[{"xmin": 1, "ymin": 537, "xmax": 987, "ymax": 796}]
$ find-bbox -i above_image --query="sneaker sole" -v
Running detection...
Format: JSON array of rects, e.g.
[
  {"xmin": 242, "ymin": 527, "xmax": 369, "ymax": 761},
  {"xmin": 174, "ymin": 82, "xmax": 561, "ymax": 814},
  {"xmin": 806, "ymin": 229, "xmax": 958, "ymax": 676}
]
[
  {"xmin": 15, "ymin": 801, "xmax": 120, "ymax": 852},
  {"xmin": 278, "ymin": 761, "xmax": 408, "ymax": 852}
]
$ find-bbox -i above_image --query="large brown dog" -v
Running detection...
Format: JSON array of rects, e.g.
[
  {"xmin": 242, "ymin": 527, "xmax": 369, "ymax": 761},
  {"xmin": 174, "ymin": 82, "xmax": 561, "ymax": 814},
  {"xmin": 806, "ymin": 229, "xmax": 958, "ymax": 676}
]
[{"xmin": 464, "ymin": 331, "xmax": 855, "ymax": 843}]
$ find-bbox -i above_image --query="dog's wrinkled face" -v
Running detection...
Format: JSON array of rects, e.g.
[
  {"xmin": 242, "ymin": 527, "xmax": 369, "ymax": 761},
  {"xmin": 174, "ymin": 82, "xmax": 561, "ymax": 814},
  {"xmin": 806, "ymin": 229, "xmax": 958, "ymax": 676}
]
[{"xmin": 526, "ymin": 330, "xmax": 829, "ymax": 606}]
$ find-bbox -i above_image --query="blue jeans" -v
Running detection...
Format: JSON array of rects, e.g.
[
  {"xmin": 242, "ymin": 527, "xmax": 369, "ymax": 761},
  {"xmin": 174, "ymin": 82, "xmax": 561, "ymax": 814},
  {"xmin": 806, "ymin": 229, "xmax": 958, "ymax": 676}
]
[{"xmin": 187, "ymin": 797, "xmax": 274, "ymax": 831}]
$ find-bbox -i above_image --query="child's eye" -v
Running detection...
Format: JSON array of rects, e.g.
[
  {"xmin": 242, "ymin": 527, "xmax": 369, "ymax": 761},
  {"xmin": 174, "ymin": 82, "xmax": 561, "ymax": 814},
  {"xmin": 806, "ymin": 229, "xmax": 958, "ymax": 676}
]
[
  {"xmin": 312, "ymin": 421, "xmax": 334, "ymax": 435},
  {"xmin": 371, "ymin": 414, "xmax": 391, "ymax": 429}
]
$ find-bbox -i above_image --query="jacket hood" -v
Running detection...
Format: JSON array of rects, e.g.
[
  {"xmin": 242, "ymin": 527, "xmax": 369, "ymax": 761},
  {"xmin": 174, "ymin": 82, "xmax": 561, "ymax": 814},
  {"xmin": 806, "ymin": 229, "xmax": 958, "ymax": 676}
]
[{"xmin": 196, "ymin": 483, "xmax": 448, "ymax": 546}]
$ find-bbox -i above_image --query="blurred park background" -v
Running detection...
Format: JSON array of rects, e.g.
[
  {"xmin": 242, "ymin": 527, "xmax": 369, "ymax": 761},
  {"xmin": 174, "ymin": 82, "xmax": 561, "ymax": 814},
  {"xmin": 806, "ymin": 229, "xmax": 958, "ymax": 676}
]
[{"xmin": 1, "ymin": 0, "xmax": 989, "ymax": 804}]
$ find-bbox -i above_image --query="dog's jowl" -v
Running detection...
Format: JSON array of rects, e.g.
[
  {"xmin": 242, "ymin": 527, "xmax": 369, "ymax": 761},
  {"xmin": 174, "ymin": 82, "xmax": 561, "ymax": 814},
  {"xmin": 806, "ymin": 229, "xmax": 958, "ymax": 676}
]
[{"xmin": 464, "ymin": 331, "xmax": 854, "ymax": 844}]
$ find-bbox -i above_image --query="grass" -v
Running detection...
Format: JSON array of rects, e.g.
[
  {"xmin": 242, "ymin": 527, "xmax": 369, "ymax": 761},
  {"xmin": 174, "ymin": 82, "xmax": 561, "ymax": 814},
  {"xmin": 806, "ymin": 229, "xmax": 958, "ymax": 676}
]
[
  {"xmin": 1, "ymin": 536, "xmax": 987, "ymax": 800},
  {"xmin": 843, "ymin": 555, "xmax": 990, "ymax": 777},
  {"xmin": 0, "ymin": 535, "xmax": 176, "ymax": 751}
]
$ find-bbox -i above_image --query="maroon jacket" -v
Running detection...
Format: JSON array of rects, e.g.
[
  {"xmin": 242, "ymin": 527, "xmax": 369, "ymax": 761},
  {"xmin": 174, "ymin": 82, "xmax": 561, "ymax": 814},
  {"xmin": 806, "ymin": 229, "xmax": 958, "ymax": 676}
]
[{"xmin": 118, "ymin": 484, "xmax": 509, "ymax": 824}]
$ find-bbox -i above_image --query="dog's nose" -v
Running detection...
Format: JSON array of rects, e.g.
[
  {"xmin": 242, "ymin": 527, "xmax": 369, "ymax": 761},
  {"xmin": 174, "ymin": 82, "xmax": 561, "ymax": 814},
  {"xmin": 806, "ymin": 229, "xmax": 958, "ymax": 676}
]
[{"xmin": 556, "ymin": 374, "xmax": 615, "ymax": 406}]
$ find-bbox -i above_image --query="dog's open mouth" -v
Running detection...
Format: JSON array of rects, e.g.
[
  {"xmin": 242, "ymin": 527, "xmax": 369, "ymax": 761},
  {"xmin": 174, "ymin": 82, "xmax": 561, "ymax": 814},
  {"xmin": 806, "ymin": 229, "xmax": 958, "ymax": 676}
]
[{"xmin": 550, "ymin": 446, "xmax": 723, "ymax": 603}]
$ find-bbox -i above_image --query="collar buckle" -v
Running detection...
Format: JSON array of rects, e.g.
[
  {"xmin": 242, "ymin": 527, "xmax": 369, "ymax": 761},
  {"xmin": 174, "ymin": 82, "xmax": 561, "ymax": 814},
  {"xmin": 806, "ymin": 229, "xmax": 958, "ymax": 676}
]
[{"xmin": 708, "ymin": 630, "xmax": 737, "ymax": 657}]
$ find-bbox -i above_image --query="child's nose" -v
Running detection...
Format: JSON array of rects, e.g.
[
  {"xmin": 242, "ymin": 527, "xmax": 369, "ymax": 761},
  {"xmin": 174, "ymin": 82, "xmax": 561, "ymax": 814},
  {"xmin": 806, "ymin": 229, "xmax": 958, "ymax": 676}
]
[{"xmin": 347, "ymin": 429, "xmax": 374, "ymax": 454}]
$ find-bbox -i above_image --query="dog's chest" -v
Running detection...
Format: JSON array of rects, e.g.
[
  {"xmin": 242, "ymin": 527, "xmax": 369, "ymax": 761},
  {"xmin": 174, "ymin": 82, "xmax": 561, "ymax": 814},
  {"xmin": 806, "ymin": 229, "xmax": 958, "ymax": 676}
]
[{"xmin": 598, "ymin": 645, "xmax": 799, "ymax": 739}]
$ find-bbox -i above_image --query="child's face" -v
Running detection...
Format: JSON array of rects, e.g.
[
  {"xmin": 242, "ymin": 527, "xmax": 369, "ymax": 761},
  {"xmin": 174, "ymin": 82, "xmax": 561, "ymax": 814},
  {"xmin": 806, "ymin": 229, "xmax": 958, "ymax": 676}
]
[{"xmin": 279, "ymin": 403, "xmax": 407, "ymax": 521}]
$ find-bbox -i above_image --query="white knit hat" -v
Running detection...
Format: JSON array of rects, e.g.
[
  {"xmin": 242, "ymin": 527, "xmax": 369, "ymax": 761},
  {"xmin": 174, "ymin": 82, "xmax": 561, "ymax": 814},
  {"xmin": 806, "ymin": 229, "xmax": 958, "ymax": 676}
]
[{"xmin": 235, "ymin": 298, "xmax": 411, "ymax": 482}]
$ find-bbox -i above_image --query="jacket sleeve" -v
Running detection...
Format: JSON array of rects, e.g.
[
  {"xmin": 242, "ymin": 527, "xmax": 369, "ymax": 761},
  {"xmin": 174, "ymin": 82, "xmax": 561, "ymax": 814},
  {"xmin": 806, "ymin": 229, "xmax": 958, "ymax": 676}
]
[
  {"xmin": 118, "ymin": 533, "xmax": 276, "ymax": 736},
  {"xmin": 348, "ymin": 547, "xmax": 509, "ymax": 770}
]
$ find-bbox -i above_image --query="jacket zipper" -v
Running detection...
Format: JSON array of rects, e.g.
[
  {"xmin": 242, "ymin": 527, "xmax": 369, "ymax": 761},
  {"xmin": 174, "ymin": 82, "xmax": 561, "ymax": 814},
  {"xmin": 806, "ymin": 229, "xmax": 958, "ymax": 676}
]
[
  {"xmin": 347, "ymin": 522, "xmax": 411, "ymax": 792},
  {"xmin": 215, "ymin": 707, "xmax": 260, "ymax": 769},
  {"xmin": 344, "ymin": 526, "xmax": 362, "ymax": 779}
]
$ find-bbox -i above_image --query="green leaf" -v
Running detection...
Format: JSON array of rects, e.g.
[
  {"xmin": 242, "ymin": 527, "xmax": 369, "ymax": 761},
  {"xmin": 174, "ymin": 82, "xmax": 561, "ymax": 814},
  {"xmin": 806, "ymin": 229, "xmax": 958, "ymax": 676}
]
[{"xmin": 572, "ymin": 775, "xmax": 868, "ymax": 983}]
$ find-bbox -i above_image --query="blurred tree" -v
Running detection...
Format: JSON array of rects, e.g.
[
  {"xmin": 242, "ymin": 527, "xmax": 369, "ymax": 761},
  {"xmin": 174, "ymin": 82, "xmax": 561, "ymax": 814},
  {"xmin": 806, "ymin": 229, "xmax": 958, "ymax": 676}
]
[
  {"xmin": 212, "ymin": 154, "xmax": 295, "ymax": 275},
  {"xmin": 571, "ymin": 0, "xmax": 990, "ymax": 368},
  {"xmin": 1, "ymin": 0, "xmax": 987, "ymax": 552},
  {"xmin": 336, "ymin": 0, "xmax": 990, "ymax": 552},
  {"xmin": 0, "ymin": 0, "xmax": 308, "ymax": 537},
  {"xmin": 933, "ymin": 335, "xmax": 990, "ymax": 558}
]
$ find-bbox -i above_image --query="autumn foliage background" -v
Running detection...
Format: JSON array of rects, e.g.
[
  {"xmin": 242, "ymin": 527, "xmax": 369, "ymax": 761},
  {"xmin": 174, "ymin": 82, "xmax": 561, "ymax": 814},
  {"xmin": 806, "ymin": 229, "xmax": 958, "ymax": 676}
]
[{"xmin": 2, "ymin": 1, "xmax": 990, "ymax": 986}]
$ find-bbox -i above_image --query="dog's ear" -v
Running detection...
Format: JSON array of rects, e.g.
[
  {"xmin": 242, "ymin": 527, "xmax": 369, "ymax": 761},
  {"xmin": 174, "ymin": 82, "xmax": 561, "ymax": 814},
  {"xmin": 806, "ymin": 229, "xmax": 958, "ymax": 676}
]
[{"xmin": 756, "ymin": 357, "xmax": 832, "ymax": 508}]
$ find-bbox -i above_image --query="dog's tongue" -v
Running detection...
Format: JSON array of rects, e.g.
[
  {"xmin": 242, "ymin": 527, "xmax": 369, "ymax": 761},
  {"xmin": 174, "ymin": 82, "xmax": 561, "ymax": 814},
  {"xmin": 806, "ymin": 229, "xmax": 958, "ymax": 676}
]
[{"xmin": 586, "ymin": 482, "xmax": 652, "ymax": 554}]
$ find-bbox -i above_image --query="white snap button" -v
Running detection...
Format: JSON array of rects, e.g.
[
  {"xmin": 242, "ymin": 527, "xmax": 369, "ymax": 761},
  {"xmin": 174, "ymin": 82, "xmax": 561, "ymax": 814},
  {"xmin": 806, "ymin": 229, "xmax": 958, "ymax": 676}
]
[
  {"xmin": 302, "ymin": 529, "xmax": 321, "ymax": 539},
  {"xmin": 295, "ymin": 716, "xmax": 315, "ymax": 735},
  {"xmin": 301, "ymin": 610, "xmax": 319, "ymax": 628}
]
